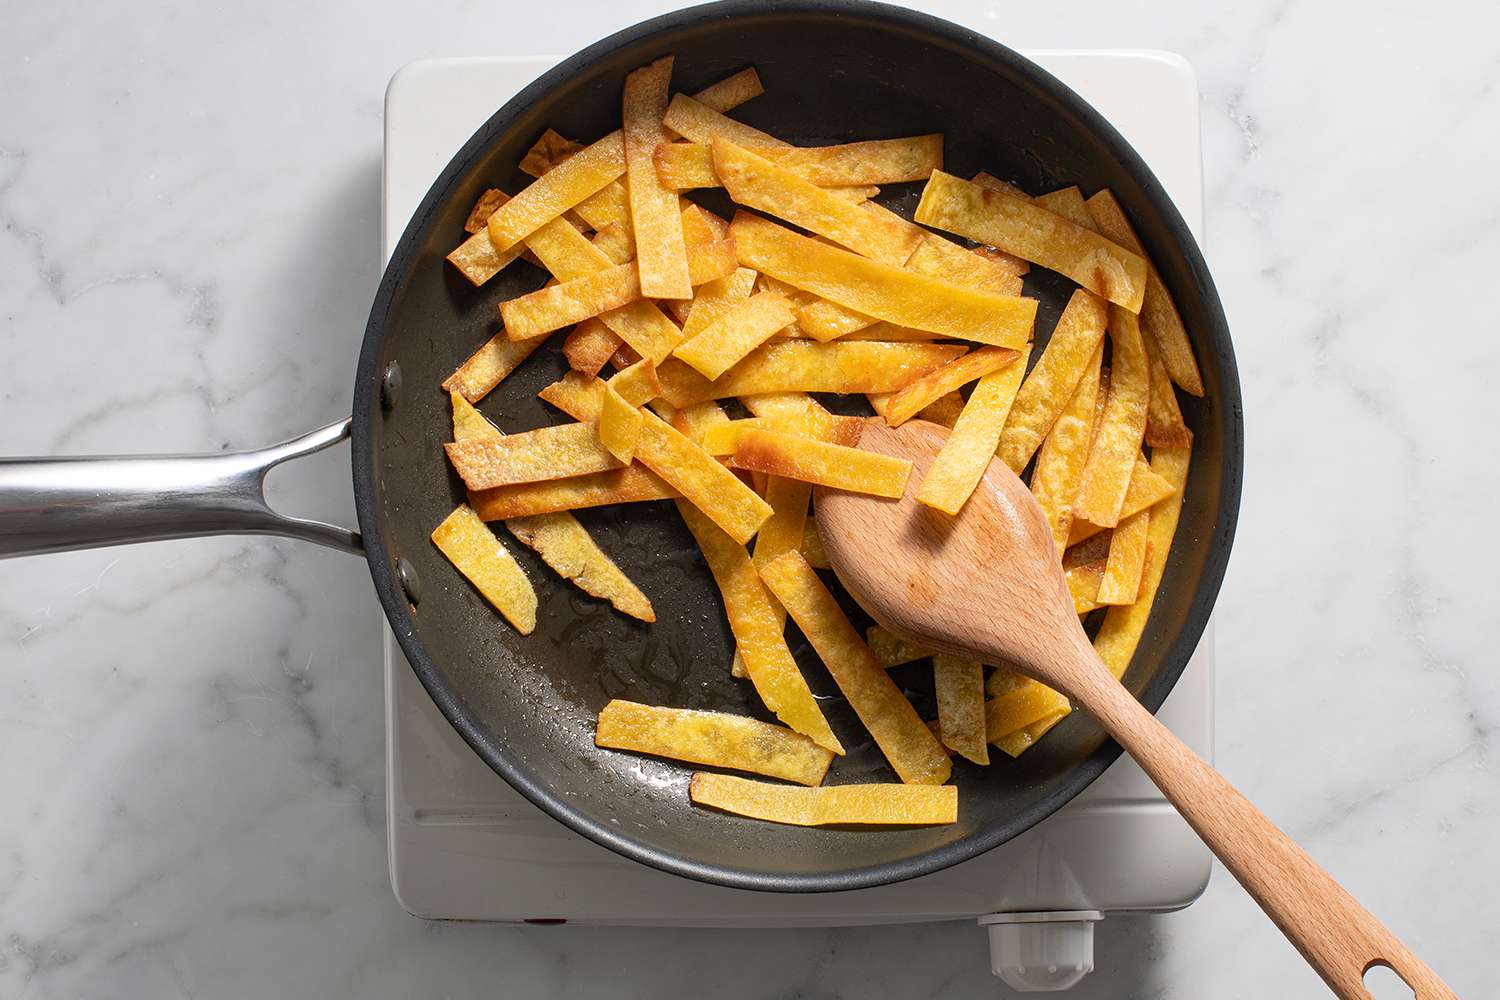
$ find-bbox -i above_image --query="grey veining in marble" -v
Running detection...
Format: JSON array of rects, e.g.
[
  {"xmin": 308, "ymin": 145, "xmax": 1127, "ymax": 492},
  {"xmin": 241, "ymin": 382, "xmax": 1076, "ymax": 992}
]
[{"xmin": 2, "ymin": 1, "xmax": 1497, "ymax": 997}]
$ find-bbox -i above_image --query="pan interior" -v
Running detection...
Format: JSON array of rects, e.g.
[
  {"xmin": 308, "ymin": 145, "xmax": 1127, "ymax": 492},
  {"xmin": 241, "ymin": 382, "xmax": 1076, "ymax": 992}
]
[{"xmin": 356, "ymin": 2, "xmax": 1238, "ymax": 892}]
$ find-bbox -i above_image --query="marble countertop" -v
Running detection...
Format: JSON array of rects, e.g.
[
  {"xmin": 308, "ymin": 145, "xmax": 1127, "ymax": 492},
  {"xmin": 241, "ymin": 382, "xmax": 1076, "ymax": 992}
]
[{"xmin": 3, "ymin": 1, "xmax": 1495, "ymax": 997}]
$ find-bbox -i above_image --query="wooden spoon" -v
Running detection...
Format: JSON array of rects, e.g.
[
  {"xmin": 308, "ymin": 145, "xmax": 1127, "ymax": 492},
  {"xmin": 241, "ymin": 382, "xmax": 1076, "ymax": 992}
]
[{"xmin": 815, "ymin": 417, "xmax": 1456, "ymax": 1000}]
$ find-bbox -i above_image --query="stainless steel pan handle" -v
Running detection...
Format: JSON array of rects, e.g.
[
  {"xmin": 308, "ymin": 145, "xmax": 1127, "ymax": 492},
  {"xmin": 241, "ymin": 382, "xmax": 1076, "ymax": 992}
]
[{"xmin": 0, "ymin": 419, "xmax": 362, "ymax": 559}]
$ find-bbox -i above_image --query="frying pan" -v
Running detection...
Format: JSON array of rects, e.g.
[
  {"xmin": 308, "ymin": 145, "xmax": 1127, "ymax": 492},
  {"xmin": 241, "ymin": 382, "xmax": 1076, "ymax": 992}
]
[{"xmin": 0, "ymin": 0, "xmax": 1240, "ymax": 892}]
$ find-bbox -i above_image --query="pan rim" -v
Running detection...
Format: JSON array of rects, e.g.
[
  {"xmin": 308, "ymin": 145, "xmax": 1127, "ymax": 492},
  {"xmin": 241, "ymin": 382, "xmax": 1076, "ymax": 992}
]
[{"xmin": 352, "ymin": 0, "xmax": 1243, "ymax": 894}]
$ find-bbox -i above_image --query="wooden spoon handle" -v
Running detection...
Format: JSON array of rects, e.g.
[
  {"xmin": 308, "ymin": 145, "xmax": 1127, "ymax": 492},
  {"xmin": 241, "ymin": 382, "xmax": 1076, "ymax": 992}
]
[{"xmin": 1071, "ymin": 665, "xmax": 1457, "ymax": 999}]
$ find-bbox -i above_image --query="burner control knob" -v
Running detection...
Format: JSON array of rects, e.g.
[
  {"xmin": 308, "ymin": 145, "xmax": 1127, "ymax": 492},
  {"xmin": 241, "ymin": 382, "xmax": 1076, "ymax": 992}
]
[{"xmin": 978, "ymin": 910, "xmax": 1102, "ymax": 992}]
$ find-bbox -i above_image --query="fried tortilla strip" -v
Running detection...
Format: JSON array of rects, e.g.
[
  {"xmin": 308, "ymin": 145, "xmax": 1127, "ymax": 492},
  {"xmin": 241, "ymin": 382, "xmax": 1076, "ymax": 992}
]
[
  {"xmin": 519, "ymin": 129, "xmax": 585, "ymax": 178},
  {"xmin": 985, "ymin": 682, "xmax": 1071, "ymax": 743},
  {"xmin": 760, "ymin": 552, "xmax": 951, "ymax": 785},
  {"xmin": 704, "ymin": 425, "xmax": 911, "ymax": 499},
  {"xmin": 1073, "ymin": 307, "xmax": 1150, "ymax": 527},
  {"xmin": 463, "ymin": 188, "xmax": 508, "ymax": 234},
  {"xmin": 713, "ymin": 140, "xmax": 924, "ymax": 265},
  {"xmin": 674, "ymin": 290, "xmax": 796, "ymax": 380},
  {"xmin": 729, "ymin": 471, "xmax": 815, "ymax": 679},
  {"xmin": 1066, "ymin": 558, "xmax": 1107, "ymax": 615},
  {"xmin": 623, "ymin": 57, "xmax": 693, "ymax": 299},
  {"xmin": 1032, "ymin": 185, "xmax": 1093, "ymax": 228},
  {"xmin": 867, "ymin": 626, "xmax": 932, "ymax": 669},
  {"xmin": 993, "ymin": 708, "xmax": 1072, "ymax": 758},
  {"xmin": 677, "ymin": 502, "xmax": 840, "ymax": 751},
  {"xmin": 670, "ymin": 399, "xmax": 731, "ymax": 444},
  {"xmin": 656, "ymin": 134, "xmax": 942, "ymax": 190},
  {"xmin": 997, "ymin": 289, "xmax": 1109, "ymax": 471},
  {"xmin": 562, "ymin": 318, "xmax": 620, "ymax": 377},
  {"xmin": 684, "ymin": 267, "xmax": 758, "ymax": 337},
  {"xmin": 731, "ymin": 213, "xmax": 1035, "ymax": 347},
  {"xmin": 595, "ymin": 700, "xmax": 833, "ymax": 785},
  {"xmin": 1031, "ymin": 343, "xmax": 1104, "ymax": 553},
  {"xmin": 692, "ymin": 66, "xmax": 766, "ymax": 112},
  {"xmin": 969, "ymin": 171, "xmax": 1030, "ymax": 200},
  {"xmin": 470, "ymin": 467, "xmax": 677, "ymax": 520},
  {"xmin": 656, "ymin": 340, "xmax": 964, "ymax": 407},
  {"xmin": 1143, "ymin": 333, "xmax": 1194, "ymax": 448},
  {"xmin": 430, "ymin": 505, "xmax": 537, "ymax": 634},
  {"xmin": 843, "ymin": 322, "xmax": 942, "ymax": 343},
  {"xmin": 690, "ymin": 773, "xmax": 956, "ymax": 826},
  {"xmin": 903, "ymin": 236, "xmax": 1025, "ymax": 295},
  {"xmin": 741, "ymin": 393, "xmax": 864, "ymax": 446},
  {"xmin": 1094, "ymin": 446, "xmax": 1191, "ymax": 680},
  {"xmin": 442, "ymin": 329, "xmax": 547, "ymax": 402},
  {"xmin": 916, "ymin": 355, "xmax": 1027, "ymax": 515},
  {"xmin": 445, "ymin": 422, "xmax": 621, "ymax": 490},
  {"xmin": 542, "ymin": 374, "xmax": 772, "ymax": 543},
  {"xmin": 486, "ymin": 130, "xmax": 626, "ymax": 252},
  {"xmin": 801, "ymin": 516, "xmax": 830, "ymax": 569},
  {"xmin": 663, "ymin": 92, "xmax": 785, "ymax": 147},
  {"xmin": 795, "ymin": 299, "xmax": 877, "ymax": 341},
  {"xmin": 608, "ymin": 357, "xmax": 662, "ymax": 407},
  {"xmin": 598, "ymin": 383, "xmax": 644, "ymax": 464},
  {"xmin": 1084, "ymin": 189, "xmax": 1203, "ymax": 395},
  {"xmin": 1097, "ymin": 507, "xmax": 1150, "ymax": 606},
  {"xmin": 933, "ymin": 654, "xmax": 988, "ymax": 765},
  {"xmin": 501, "ymin": 262, "xmax": 642, "ymax": 340},
  {"xmin": 868, "ymin": 389, "xmax": 964, "ymax": 429},
  {"xmin": 1068, "ymin": 457, "xmax": 1176, "ymax": 546},
  {"xmin": 574, "ymin": 181, "xmax": 633, "ymax": 236},
  {"xmin": 883, "ymin": 347, "xmax": 1020, "ymax": 427},
  {"xmin": 915, "ymin": 170, "xmax": 1147, "ymax": 312},
  {"xmin": 450, "ymin": 393, "xmax": 653, "ymax": 622}
]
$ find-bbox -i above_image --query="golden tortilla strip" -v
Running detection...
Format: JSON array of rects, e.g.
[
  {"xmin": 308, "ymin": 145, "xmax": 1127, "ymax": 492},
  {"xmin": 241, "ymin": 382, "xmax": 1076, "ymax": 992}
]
[
  {"xmin": 656, "ymin": 134, "xmax": 942, "ymax": 190},
  {"xmin": 1073, "ymin": 306, "xmax": 1150, "ymax": 527},
  {"xmin": 1064, "ymin": 530, "xmax": 1113, "ymax": 569},
  {"xmin": 445, "ymin": 422, "xmax": 621, "ymax": 490},
  {"xmin": 692, "ymin": 67, "xmax": 766, "ymax": 112},
  {"xmin": 1032, "ymin": 185, "xmax": 1093, "ymax": 228},
  {"xmin": 903, "ymin": 235, "xmax": 1025, "ymax": 296},
  {"xmin": 868, "ymin": 389, "xmax": 963, "ymax": 428},
  {"xmin": 486, "ymin": 130, "xmax": 626, "ymax": 252},
  {"xmin": 541, "ymin": 373, "xmax": 772, "ymax": 543},
  {"xmin": 729, "ymin": 471, "xmax": 814, "ymax": 679},
  {"xmin": 683, "ymin": 267, "xmax": 758, "ymax": 337},
  {"xmin": 598, "ymin": 382, "xmax": 644, "ymax": 464},
  {"xmin": 442, "ymin": 328, "xmax": 547, "ymax": 403},
  {"xmin": 843, "ymin": 322, "xmax": 941, "ymax": 342},
  {"xmin": 985, "ymin": 682, "xmax": 1071, "ymax": 743},
  {"xmin": 915, "ymin": 170, "xmax": 1147, "ymax": 312},
  {"xmin": 917, "ymin": 356, "xmax": 1027, "ymax": 515},
  {"xmin": 464, "ymin": 188, "xmax": 508, "ymax": 234},
  {"xmin": 867, "ymin": 626, "xmax": 932, "ymax": 669},
  {"xmin": 1031, "ymin": 342, "xmax": 1104, "ymax": 553},
  {"xmin": 933, "ymin": 654, "xmax": 988, "ymax": 765},
  {"xmin": 501, "ymin": 262, "xmax": 642, "ymax": 341},
  {"xmin": 574, "ymin": 180, "xmax": 632, "ymax": 236},
  {"xmin": 608, "ymin": 357, "xmax": 662, "ymax": 406},
  {"xmin": 470, "ymin": 466, "xmax": 677, "ymax": 520},
  {"xmin": 624, "ymin": 57, "xmax": 693, "ymax": 299},
  {"xmin": 447, "ymin": 190, "xmax": 531, "ymax": 285},
  {"xmin": 759, "ymin": 551, "xmax": 951, "ymax": 785},
  {"xmin": 740, "ymin": 392, "xmax": 864, "ymax": 446},
  {"xmin": 562, "ymin": 318, "xmax": 621, "ymax": 377},
  {"xmin": 430, "ymin": 504, "xmax": 537, "ymax": 634},
  {"xmin": 663, "ymin": 92, "xmax": 785, "ymax": 147},
  {"xmin": 713, "ymin": 140, "xmax": 924, "ymax": 265},
  {"xmin": 1084, "ymin": 189, "xmax": 1202, "ymax": 396},
  {"xmin": 705, "ymin": 425, "xmax": 911, "ymax": 499},
  {"xmin": 1094, "ymin": 446, "xmax": 1191, "ymax": 680},
  {"xmin": 997, "ymin": 289, "xmax": 1109, "ymax": 471},
  {"xmin": 595, "ymin": 700, "xmax": 832, "ymax": 785},
  {"xmin": 1143, "ymin": 333, "xmax": 1194, "ymax": 448},
  {"xmin": 677, "ymin": 501, "xmax": 841, "ymax": 751},
  {"xmin": 795, "ymin": 299, "xmax": 878, "ymax": 341},
  {"xmin": 539, "ymin": 225, "xmax": 684, "ymax": 363},
  {"xmin": 669, "ymin": 399, "xmax": 730, "ymax": 444},
  {"xmin": 519, "ymin": 129, "xmax": 585, "ymax": 178},
  {"xmin": 800, "ymin": 515, "xmax": 829, "ymax": 569},
  {"xmin": 1068, "ymin": 457, "xmax": 1176, "ymax": 546},
  {"xmin": 656, "ymin": 340, "xmax": 964, "ymax": 407},
  {"xmin": 1097, "ymin": 507, "xmax": 1150, "ymax": 605},
  {"xmin": 882, "ymin": 347, "xmax": 1020, "ymax": 427},
  {"xmin": 993, "ymin": 708, "xmax": 1072, "ymax": 758},
  {"xmin": 448, "ymin": 389, "xmax": 499, "ymax": 444},
  {"xmin": 1066, "ymin": 558, "xmax": 1107, "ymax": 615},
  {"xmin": 731, "ymin": 213, "xmax": 1035, "ymax": 346},
  {"xmin": 689, "ymin": 773, "xmax": 956, "ymax": 826},
  {"xmin": 969, "ymin": 170, "xmax": 1030, "ymax": 200},
  {"xmin": 674, "ymin": 290, "xmax": 796, "ymax": 380}
]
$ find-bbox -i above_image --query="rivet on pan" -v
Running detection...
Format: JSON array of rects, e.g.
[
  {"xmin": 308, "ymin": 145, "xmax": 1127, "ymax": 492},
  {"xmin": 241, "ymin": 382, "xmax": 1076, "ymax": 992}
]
[
  {"xmin": 397, "ymin": 557, "xmax": 422, "ymax": 606},
  {"xmin": 381, "ymin": 361, "xmax": 403, "ymax": 410}
]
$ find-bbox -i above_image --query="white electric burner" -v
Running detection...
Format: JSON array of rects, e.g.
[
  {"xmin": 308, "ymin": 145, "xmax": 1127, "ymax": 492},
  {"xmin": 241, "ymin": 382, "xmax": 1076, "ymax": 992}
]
[{"xmin": 382, "ymin": 50, "xmax": 1213, "ymax": 992}]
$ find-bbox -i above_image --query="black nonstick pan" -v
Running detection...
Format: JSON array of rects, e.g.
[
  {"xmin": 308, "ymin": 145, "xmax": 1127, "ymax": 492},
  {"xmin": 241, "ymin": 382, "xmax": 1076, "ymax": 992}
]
[{"xmin": 0, "ymin": 0, "xmax": 1240, "ymax": 892}]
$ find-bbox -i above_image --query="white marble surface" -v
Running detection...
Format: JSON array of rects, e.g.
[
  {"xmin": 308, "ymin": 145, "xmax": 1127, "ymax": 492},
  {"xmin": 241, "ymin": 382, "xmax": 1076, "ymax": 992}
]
[{"xmin": 1, "ymin": 1, "xmax": 1495, "ymax": 997}]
